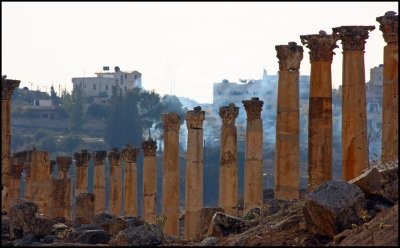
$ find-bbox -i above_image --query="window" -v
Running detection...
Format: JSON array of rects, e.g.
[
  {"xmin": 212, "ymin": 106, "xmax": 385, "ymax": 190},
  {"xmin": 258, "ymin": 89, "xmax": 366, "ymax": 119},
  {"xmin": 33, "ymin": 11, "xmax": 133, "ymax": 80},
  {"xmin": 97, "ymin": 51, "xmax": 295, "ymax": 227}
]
[
  {"xmin": 125, "ymin": 74, "xmax": 127, "ymax": 79},
  {"xmin": 106, "ymin": 85, "xmax": 108, "ymax": 91},
  {"xmin": 93, "ymin": 84, "xmax": 96, "ymax": 90},
  {"xmin": 134, "ymin": 75, "xmax": 138, "ymax": 80}
]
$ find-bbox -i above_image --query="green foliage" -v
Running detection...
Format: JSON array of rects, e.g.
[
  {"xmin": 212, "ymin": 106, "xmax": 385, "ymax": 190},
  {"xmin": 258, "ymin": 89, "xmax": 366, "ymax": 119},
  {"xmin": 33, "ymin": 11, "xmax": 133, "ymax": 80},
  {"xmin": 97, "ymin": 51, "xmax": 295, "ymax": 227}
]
[
  {"xmin": 60, "ymin": 134, "xmax": 82, "ymax": 152},
  {"xmin": 105, "ymin": 87, "xmax": 186, "ymax": 149},
  {"xmin": 61, "ymin": 86, "xmax": 84, "ymax": 134},
  {"xmin": 86, "ymin": 103, "xmax": 109, "ymax": 120}
]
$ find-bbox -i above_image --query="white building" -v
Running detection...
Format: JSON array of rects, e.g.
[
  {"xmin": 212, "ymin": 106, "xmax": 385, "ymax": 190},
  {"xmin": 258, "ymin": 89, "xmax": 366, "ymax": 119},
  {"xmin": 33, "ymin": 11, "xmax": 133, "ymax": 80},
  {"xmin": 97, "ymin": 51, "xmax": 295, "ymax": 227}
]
[{"xmin": 72, "ymin": 66, "xmax": 142, "ymax": 98}]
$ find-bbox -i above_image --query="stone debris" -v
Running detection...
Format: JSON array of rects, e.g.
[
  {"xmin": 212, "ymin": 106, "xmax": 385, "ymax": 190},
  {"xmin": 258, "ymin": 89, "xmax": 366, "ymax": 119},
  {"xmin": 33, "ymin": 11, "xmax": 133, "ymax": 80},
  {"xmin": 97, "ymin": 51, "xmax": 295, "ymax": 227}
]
[{"xmin": 303, "ymin": 180, "xmax": 367, "ymax": 237}]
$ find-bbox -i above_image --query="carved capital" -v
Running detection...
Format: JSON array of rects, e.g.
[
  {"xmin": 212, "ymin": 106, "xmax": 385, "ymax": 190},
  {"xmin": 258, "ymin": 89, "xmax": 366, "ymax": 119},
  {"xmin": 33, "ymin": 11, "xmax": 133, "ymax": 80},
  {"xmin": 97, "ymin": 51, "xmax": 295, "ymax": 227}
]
[
  {"xmin": 186, "ymin": 106, "xmax": 205, "ymax": 129},
  {"xmin": 376, "ymin": 11, "xmax": 398, "ymax": 44},
  {"xmin": 332, "ymin": 25, "xmax": 375, "ymax": 51},
  {"xmin": 1, "ymin": 76, "xmax": 20, "ymax": 100},
  {"xmin": 162, "ymin": 112, "xmax": 181, "ymax": 132},
  {"xmin": 300, "ymin": 30, "xmax": 339, "ymax": 62},
  {"xmin": 219, "ymin": 103, "xmax": 239, "ymax": 126},
  {"xmin": 56, "ymin": 156, "xmax": 72, "ymax": 173},
  {"xmin": 142, "ymin": 138, "xmax": 157, "ymax": 157},
  {"xmin": 108, "ymin": 148, "xmax": 121, "ymax": 166},
  {"xmin": 242, "ymin": 97, "xmax": 264, "ymax": 121},
  {"xmin": 122, "ymin": 144, "xmax": 140, "ymax": 163},
  {"xmin": 92, "ymin": 151, "xmax": 107, "ymax": 165},
  {"xmin": 275, "ymin": 42, "xmax": 304, "ymax": 71},
  {"xmin": 74, "ymin": 149, "xmax": 91, "ymax": 167}
]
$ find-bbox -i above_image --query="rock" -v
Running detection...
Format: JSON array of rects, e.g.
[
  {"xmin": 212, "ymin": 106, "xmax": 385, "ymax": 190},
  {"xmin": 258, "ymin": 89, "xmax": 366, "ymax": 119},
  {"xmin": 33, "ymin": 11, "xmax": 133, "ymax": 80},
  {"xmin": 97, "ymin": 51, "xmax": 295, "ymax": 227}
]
[
  {"xmin": 13, "ymin": 234, "xmax": 37, "ymax": 246},
  {"xmin": 382, "ymin": 178, "xmax": 398, "ymax": 202},
  {"xmin": 9, "ymin": 200, "xmax": 38, "ymax": 239},
  {"xmin": 110, "ymin": 224, "xmax": 163, "ymax": 246},
  {"xmin": 2, "ymin": 216, "xmax": 10, "ymax": 240},
  {"xmin": 243, "ymin": 208, "xmax": 260, "ymax": 220},
  {"xmin": 303, "ymin": 180, "xmax": 367, "ymax": 238},
  {"xmin": 206, "ymin": 212, "xmax": 248, "ymax": 237},
  {"xmin": 42, "ymin": 235, "xmax": 58, "ymax": 244},
  {"xmin": 93, "ymin": 213, "xmax": 116, "ymax": 232},
  {"xmin": 123, "ymin": 216, "xmax": 146, "ymax": 228},
  {"xmin": 51, "ymin": 223, "xmax": 68, "ymax": 235},
  {"xmin": 271, "ymin": 215, "xmax": 302, "ymax": 231},
  {"xmin": 69, "ymin": 230, "xmax": 111, "ymax": 244},
  {"xmin": 32, "ymin": 216, "xmax": 57, "ymax": 238},
  {"xmin": 200, "ymin": 207, "xmax": 224, "ymax": 235},
  {"xmin": 198, "ymin": 237, "xmax": 219, "ymax": 246},
  {"xmin": 349, "ymin": 167, "xmax": 383, "ymax": 196},
  {"xmin": 75, "ymin": 224, "xmax": 102, "ymax": 232},
  {"xmin": 262, "ymin": 199, "xmax": 291, "ymax": 216}
]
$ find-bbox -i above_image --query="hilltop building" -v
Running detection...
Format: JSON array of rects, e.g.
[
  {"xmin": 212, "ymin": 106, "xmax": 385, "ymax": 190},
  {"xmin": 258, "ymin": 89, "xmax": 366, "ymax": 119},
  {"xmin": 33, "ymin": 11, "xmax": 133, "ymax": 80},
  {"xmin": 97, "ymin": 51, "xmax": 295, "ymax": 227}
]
[{"xmin": 72, "ymin": 66, "xmax": 142, "ymax": 98}]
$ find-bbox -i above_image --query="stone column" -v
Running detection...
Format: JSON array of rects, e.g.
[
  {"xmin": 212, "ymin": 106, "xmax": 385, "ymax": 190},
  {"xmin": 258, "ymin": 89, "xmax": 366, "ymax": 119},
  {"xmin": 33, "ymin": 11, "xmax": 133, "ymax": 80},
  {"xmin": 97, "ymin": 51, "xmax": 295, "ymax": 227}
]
[
  {"xmin": 75, "ymin": 192, "xmax": 95, "ymax": 224},
  {"xmin": 108, "ymin": 148, "xmax": 122, "ymax": 216},
  {"xmin": 218, "ymin": 103, "xmax": 239, "ymax": 216},
  {"xmin": 142, "ymin": 138, "xmax": 157, "ymax": 224},
  {"xmin": 9, "ymin": 151, "xmax": 26, "ymax": 206},
  {"xmin": 30, "ymin": 150, "xmax": 51, "ymax": 215},
  {"xmin": 23, "ymin": 150, "xmax": 33, "ymax": 201},
  {"xmin": 122, "ymin": 144, "xmax": 140, "ymax": 217},
  {"xmin": 1, "ymin": 76, "xmax": 20, "ymax": 213},
  {"xmin": 242, "ymin": 97, "xmax": 264, "ymax": 214},
  {"xmin": 332, "ymin": 26, "xmax": 375, "ymax": 181},
  {"xmin": 300, "ymin": 31, "xmax": 339, "ymax": 192},
  {"xmin": 161, "ymin": 112, "xmax": 181, "ymax": 237},
  {"xmin": 74, "ymin": 149, "xmax": 91, "ymax": 196},
  {"xmin": 50, "ymin": 156, "xmax": 72, "ymax": 220},
  {"xmin": 377, "ymin": 11, "xmax": 398, "ymax": 163},
  {"xmin": 92, "ymin": 151, "xmax": 107, "ymax": 214},
  {"xmin": 184, "ymin": 106, "xmax": 205, "ymax": 239},
  {"xmin": 274, "ymin": 42, "xmax": 303, "ymax": 200}
]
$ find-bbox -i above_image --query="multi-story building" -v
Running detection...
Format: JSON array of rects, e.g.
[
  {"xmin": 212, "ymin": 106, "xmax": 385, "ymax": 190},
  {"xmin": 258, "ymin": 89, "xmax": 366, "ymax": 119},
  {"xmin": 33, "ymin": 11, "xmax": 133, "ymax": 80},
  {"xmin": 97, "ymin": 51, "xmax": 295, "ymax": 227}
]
[
  {"xmin": 366, "ymin": 64, "xmax": 383, "ymax": 131},
  {"xmin": 72, "ymin": 66, "xmax": 142, "ymax": 98}
]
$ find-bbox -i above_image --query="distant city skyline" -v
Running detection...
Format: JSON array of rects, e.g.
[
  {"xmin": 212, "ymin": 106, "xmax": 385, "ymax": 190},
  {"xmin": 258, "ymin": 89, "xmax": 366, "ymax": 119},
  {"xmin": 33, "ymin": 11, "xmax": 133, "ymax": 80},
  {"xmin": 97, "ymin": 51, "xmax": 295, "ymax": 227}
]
[{"xmin": 2, "ymin": 2, "xmax": 398, "ymax": 103}]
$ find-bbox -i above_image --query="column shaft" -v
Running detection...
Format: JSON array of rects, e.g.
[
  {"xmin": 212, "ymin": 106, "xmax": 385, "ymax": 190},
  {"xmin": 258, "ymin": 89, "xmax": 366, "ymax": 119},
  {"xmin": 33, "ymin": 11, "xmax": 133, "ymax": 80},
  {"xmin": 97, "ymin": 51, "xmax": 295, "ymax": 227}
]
[
  {"xmin": 142, "ymin": 138, "xmax": 158, "ymax": 225},
  {"xmin": 184, "ymin": 110, "xmax": 204, "ymax": 239},
  {"xmin": 30, "ymin": 151, "xmax": 51, "ymax": 215},
  {"xmin": 218, "ymin": 109, "xmax": 238, "ymax": 216},
  {"xmin": 124, "ymin": 161, "xmax": 138, "ymax": 216},
  {"xmin": 143, "ymin": 156, "xmax": 157, "ymax": 224},
  {"xmin": 162, "ymin": 113, "xmax": 181, "ymax": 237},
  {"xmin": 1, "ymin": 99, "xmax": 11, "ymax": 212},
  {"xmin": 308, "ymin": 62, "xmax": 333, "ymax": 191},
  {"xmin": 275, "ymin": 71, "xmax": 300, "ymax": 200},
  {"xmin": 382, "ymin": 44, "xmax": 398, "ymax": 162},
  {"xmin": 93, "ymin": 151, "xmax": 107, "ymax": 214},
  {"xmin": 342, "ymin": 51, "xmax": 369, "ymax": 180},
  {"xmin": 108, "ymin": 149, "xmax": 122, "ymax": 216}
]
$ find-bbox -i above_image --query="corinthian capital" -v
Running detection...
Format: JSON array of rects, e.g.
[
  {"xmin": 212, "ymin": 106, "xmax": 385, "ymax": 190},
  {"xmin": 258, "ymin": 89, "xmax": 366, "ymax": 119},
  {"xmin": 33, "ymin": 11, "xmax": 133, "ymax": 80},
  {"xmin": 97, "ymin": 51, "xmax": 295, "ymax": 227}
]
[
  {"xmin": 162, "ymin": 112, "xmax": 181, "ymax": 131},
  {"xmin": 108, "ymin": 148, "xmax": 121, "ymax": 165},
  {"xmin": 56, "ymin": 156, "xmax": 72, "ymax": 173},
  {"xmin": 122, "ymin": 144, "xmax": 140, "ymax": 163},
  {"xmin": 74, "ymin": 149, "xmax": 91, "ymax": 167},
  {"xmin": 242, "ymin": 97, "xmax": 264, "ymax": 121},
  {"xmin": 376, "ymin": 11, "xmax": 398, "ymax": 44},
  {"xmin": 219, "ymin": 103, "xmax": 239, "ymax": 126},
  {"xmin": 142, "ymin": 138, "xmax": 157, "ymax": 157},
  {"xmin": 332, "ymin": 25, "xmax": 375, "ymax": 51},
  {"xmin": 275, "ymin": 42, "xmax": 304, "ymax": 71},
  {"xmin": 92, "ymin": 151, "xmax": 107, "ymax": 165},
  {"xmin": 2, "ymin": 76, "xmax": 20, "ymax": 100},
  {"xmin": 300, "ymin": 30, "xmax": 339, "ymax": 62},
  {"xmin": 186, "ymin": 106, "xmax": 205, "ymax": 129}
]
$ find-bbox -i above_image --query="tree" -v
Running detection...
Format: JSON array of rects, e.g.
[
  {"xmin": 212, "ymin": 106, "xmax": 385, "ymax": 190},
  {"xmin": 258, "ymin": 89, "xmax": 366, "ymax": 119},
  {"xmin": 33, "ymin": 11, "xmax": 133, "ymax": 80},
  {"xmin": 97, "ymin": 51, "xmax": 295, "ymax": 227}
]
[
  {"xmin": 60, "ymin": 85, "xmax": 84, "ymax": 134},
  {"xmin": 50, "ymin": 85, "xmax": 60, "ymax": 106}
]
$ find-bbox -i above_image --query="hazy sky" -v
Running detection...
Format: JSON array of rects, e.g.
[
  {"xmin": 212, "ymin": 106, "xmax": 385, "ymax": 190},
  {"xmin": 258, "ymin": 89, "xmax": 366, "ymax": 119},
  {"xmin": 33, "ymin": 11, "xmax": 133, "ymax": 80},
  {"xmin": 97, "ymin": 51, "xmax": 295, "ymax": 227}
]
[{"xmin": 2, "ymin": 2, "xmax": 398, "ymax": 103}]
